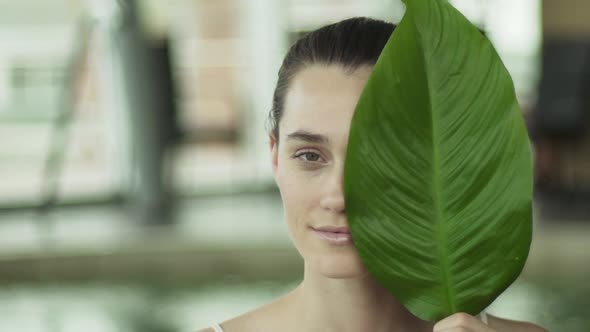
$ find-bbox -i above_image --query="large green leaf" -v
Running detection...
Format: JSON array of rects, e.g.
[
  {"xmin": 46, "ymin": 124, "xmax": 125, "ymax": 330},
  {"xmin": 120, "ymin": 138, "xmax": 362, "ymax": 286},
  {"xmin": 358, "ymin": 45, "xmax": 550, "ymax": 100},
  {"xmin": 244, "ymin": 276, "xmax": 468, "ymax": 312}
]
[{"xmin": 344, "ymin": 0, "xmax": 533, "ymax": 321}]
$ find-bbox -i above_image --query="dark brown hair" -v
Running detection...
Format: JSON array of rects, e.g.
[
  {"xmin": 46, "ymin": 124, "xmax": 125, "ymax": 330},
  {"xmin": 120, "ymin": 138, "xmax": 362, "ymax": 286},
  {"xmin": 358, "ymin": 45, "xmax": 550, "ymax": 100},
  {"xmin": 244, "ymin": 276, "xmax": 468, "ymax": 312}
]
[{"xmin": 268, "ymin": 17, "xmax": 396, "ymax": 142}]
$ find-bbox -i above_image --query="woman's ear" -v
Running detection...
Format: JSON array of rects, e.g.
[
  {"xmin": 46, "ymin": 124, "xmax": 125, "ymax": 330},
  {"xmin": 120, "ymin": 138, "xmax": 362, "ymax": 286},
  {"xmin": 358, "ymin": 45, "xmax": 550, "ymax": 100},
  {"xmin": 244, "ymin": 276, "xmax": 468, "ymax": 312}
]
[{"xmin": 269, "ymin": 134, "xmax": 279, "ymax": 177}]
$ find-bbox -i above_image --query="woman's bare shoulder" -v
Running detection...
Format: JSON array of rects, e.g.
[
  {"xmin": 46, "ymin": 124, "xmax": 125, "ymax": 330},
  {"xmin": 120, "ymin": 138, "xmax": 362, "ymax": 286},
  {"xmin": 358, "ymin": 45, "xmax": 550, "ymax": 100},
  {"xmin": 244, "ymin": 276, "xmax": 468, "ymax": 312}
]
[
  {"xmin": 488, "ymin": 314, "xmax": 548, "ymax": 332},
  {"xmin": 199, "ymin": 295, "xmax": 290, "ymax": 332}
]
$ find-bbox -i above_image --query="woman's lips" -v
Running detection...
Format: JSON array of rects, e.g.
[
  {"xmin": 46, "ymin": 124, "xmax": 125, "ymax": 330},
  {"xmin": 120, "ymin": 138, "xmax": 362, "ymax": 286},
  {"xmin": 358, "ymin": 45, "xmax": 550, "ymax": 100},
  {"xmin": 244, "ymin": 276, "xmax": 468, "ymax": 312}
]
[{"xmin": 311, "ymin": 227, "xmax": 353, "ymax": 245}]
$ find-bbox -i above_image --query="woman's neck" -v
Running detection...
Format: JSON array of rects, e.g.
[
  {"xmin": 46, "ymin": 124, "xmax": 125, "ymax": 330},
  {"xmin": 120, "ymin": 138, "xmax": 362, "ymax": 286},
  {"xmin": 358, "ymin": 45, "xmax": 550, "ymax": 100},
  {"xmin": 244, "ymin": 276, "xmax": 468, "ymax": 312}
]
[{"xmin": 284, "ymin": 264, "xmax": 433, "ymax": 332}]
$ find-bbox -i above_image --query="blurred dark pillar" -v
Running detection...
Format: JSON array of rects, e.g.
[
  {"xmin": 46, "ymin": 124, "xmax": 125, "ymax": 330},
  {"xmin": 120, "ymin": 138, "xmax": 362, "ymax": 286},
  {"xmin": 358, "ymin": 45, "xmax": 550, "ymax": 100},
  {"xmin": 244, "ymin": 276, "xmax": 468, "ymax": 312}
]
[
  {"xmin": 112, "ymin": 0, "xmax": 179, "ymax": 225},
  {"xmin": 534, "ymin": 0, "xmax": 590, "ymax": 217},
  {"xmin": 536, "ymin": 0, "xmax": 590, "ymax": 138}
]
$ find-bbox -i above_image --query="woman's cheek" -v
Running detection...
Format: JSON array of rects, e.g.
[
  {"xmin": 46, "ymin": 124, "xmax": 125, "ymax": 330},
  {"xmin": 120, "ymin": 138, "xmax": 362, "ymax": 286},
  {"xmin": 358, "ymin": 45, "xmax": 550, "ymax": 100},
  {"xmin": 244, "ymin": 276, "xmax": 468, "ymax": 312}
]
[
  {"xmin": 282, "ymin": 177, "xmax": 309, "ymax": 208},
  {"xmin": 276, "ymin": 168, "xmax": 304, "ymax": 206},
  {"xmin": 279, "ymin": 173, "xmax": 318, "ymax": 223}
]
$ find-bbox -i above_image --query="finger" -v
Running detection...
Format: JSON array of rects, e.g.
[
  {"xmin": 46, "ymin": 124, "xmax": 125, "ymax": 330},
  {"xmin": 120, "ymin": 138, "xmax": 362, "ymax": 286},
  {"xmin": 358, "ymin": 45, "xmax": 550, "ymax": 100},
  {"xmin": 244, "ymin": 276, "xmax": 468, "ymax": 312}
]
[
  {"xmin": 433, "ymin": 329, "xmax": 473, "ymax": 332},
  {"xmin": 433, "ymin": 312, "xmax": 484, "ymax": 331}
]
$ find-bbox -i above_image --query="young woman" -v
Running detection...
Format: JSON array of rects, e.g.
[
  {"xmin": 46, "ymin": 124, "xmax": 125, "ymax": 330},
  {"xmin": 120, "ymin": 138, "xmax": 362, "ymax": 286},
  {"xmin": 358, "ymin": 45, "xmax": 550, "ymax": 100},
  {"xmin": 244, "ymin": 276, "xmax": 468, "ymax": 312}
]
[{"xmin": 201, "ymin": 17, "xmax": 547, "ymax": 332}]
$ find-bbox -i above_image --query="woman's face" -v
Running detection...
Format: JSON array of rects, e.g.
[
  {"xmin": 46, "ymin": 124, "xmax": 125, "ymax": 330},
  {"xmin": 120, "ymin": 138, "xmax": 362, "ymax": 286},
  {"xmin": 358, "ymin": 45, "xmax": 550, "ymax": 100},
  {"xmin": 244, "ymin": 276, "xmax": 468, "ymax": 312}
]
[{"xmin": 270, "ymin": 64, "xmax": 373, "ymax": 279}]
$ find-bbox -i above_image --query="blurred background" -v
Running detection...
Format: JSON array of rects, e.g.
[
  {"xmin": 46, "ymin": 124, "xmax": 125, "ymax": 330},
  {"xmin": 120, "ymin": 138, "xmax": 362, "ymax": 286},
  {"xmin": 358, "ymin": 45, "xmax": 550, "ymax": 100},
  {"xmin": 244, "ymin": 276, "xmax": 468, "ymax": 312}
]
[{"xmin": 0, "ymin": 0, "xmax": 588, "ymax": 331}]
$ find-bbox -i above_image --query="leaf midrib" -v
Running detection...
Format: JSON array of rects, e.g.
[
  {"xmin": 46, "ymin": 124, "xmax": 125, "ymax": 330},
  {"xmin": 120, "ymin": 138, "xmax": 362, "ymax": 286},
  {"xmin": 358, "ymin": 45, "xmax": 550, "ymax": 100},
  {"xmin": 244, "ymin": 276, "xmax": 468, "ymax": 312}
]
[{"xmin": 410, "ymin": 7, "xmax": 456, "ymax": 314}]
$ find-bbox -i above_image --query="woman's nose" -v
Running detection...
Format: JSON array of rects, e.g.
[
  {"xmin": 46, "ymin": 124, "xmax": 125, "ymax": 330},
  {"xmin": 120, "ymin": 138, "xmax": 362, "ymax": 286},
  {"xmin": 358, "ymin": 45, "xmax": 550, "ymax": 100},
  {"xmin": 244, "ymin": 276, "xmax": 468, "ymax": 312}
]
[{"xmin": 319, "ymin": 167, "xmax": 346, "ymax": 213}]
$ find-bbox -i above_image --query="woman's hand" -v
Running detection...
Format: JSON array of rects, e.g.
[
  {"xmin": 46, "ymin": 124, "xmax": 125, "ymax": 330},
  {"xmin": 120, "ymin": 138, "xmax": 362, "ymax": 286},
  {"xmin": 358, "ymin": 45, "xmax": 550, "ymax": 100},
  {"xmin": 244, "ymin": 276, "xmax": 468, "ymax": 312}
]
[{"xmin": 433, "ymin": 312, "xmax": 496, "ymax": 332}]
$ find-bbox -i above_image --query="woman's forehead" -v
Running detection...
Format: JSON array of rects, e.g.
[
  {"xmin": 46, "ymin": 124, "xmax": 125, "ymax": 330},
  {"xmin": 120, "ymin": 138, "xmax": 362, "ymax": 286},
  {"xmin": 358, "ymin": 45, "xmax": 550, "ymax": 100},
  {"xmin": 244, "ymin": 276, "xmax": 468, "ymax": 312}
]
[{"xmin": 281, "ymin": 64, "xmax": 372, "ymax": 139}]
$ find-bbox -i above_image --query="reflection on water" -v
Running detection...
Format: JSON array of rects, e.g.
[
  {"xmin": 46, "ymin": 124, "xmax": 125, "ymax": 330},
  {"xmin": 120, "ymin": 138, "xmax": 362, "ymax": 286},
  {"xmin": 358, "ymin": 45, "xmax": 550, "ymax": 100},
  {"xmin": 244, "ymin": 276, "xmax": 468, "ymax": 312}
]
[{"xmin": 0, "ymin": 278, "xmax": 585, "ymax": 332}]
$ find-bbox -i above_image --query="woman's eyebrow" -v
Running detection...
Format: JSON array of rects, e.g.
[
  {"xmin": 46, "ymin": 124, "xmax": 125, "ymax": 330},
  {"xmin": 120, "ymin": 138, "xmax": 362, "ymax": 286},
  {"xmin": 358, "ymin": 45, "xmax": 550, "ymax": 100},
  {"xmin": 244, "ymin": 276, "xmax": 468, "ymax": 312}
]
[{"xmin": 286, "ymin": 130, "xmax": 329, "ymax": 144}]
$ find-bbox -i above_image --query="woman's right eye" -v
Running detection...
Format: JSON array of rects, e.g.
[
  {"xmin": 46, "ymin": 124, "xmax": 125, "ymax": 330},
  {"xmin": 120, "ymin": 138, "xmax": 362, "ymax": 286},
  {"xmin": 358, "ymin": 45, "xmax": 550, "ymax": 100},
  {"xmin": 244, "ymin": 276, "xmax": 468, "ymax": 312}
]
[{"xmin": 294, "ymin": 151, "xmax": 322, "ymax": 163}]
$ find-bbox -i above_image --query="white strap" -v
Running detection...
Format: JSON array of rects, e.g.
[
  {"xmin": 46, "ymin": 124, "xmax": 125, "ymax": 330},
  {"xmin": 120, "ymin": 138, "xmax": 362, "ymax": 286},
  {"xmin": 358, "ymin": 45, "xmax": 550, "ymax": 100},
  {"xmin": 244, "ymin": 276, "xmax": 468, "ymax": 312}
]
[
  {"xmin": 210, "ymin": 323, "xmax": 225, "ymax": 332},
  {"xmin": 479, "ymin": 311, "xmax": 488, "ymax": 325}
]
